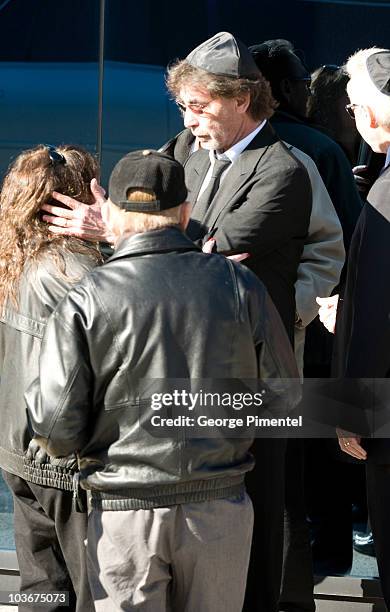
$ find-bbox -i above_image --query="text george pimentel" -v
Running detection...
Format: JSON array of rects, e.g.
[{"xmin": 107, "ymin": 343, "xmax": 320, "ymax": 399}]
[{"xmin": 150, "ymin": 415, "xmax": 303, "ymax": 429}]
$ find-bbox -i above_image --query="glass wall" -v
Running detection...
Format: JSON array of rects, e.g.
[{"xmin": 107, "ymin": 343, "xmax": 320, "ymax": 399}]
[
  {"xmin": 99, "ymin": 0, "xmax": 182, "ymax": 184},
  {"xmin": 0, "ymin": 0, "xmax": 100, "ymax": 180}
]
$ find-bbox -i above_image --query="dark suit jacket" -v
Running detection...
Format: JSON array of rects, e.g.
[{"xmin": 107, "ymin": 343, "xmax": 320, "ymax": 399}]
[
  {"xmin": 335, "ymin": 166, "xmax": 390, "ymax": 461},
  {"xmin": 271, "ymin": 110, "xmax": 362, "ymax": 249},
  {"xmin": 183, "ymin": 122, "xmax": 312, "ymax": 344}
]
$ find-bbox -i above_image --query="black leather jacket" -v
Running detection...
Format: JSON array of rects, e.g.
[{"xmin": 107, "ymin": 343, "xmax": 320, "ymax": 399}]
[
  {"xmin": 28, "ymin": 228, "xmax": 300, "ymax": 509},
  {"xmin": 0, "ymin": 250, "xmax": 98, "ymax": 490}
]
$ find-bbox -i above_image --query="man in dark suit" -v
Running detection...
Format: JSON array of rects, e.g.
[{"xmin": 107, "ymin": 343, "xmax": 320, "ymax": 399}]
[
  {"xmin": 166, "ymin": 32, "xmax": 312, "ymax": 612},
  {"xmin": 166, "ymin": 32, "xmax": 312, "ymax": 344},
  {"xmin": 319, "ymin": 47, "xmax": 390, "ymax": 609}
]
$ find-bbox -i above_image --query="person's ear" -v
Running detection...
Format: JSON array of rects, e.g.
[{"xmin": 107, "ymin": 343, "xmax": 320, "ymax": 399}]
[
  {"xmin": 235, "ymin": 91, "xmax": 251, "ymax": 114},
  {"xmin": 179, "ymin": 201, "xmax": 192, "ymax": 230}
]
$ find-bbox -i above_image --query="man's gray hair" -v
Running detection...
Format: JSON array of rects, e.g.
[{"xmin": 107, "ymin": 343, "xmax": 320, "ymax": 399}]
[{"xmin": 346, "ymin": 48, "xmax": 390, "ymax": 128}]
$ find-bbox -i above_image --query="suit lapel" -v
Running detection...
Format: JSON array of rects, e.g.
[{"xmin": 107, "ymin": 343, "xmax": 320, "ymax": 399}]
[
  {"xmin": 174, "ymin": 129, "xmax": 196, "ymax": 165},
  {"xmin": 204, "ymin": 122, "xmax": 278, "ymax": 228},
  {"xmin": 184, "ymin": 148, "xmax": 210, "ymax": 209}
]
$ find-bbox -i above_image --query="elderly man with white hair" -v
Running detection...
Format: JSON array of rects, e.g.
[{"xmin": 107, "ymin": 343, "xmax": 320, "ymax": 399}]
[{"xmin": 318, "ymin": 47, "xmax": 390, "ymax": 607}]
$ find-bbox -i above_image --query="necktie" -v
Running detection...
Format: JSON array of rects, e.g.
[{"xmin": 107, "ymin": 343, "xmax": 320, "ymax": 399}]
[{"xmin": 192, "ymin": 157, "xmax": 231, "ymax": 222}]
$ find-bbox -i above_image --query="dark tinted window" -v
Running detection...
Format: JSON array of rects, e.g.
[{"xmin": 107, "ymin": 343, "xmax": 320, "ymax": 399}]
[{"xmin": 0, "ymin": 0, "xmax": 99, "ymax": 61}]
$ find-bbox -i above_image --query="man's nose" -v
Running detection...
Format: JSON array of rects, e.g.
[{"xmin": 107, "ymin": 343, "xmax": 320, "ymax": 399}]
[{"xmin": 183, "ymin": 108, "xmax": 199, "ymax": 128}]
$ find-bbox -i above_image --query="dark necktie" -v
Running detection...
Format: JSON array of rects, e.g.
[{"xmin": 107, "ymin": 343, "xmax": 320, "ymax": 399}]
[{"xmin": 192, "ymin": 157, "xmax": 231, "ymax": 222}]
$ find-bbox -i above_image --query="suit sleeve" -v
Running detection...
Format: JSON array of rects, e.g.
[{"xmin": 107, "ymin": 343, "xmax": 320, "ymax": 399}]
[
  {"xmin": 210, "ymin": 162, "xmax": 312, "ymax": 259},
  {"xmin": 293, "ymin": 151, "xmax": 345, "ymax": 327}
]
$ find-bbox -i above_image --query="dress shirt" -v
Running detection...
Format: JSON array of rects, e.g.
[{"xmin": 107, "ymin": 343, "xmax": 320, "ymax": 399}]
[{"xmin": 197, "ymin": 120, "xmax": 266, "ymax": 199}]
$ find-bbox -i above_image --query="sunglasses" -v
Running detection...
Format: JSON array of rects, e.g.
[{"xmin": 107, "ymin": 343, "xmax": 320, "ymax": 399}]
[
  {"xmin": 175, "ymin": 100, "xmax": 212, "ymax": 115},
  {"xmin": 44, "ymin": 144, "xmax": 66, "ymax": 166}
]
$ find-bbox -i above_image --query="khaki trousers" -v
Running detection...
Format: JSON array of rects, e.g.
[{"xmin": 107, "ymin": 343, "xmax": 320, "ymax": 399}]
[{"xmin": 87, "ymin": 492, "xmax": 253, "ymax": 612}]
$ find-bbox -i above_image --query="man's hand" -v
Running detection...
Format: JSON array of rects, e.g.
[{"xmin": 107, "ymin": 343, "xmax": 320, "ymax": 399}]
[
  {"xmin": 352, "ymin": 164, "xmax": 372, "ymax": 194},
  {"xmin": 316, "ymin": 294, "xmax": 339, "ymax": 334},
  {"xmin": 337, "ymin": 427, "xmax": 367, "ymax": 460},
  {"xmin": 26, "ymin": 438, "xmax": 49, "ymax": 463},
  {"xmin": 202, "ymin": 238, "xmax": 250, "ymax": 262},
  {"xmin": 41, "ymin": 178, "xmax": 114, "ymax": 243}
]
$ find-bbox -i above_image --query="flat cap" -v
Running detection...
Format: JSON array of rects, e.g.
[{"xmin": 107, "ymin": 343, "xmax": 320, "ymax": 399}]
[
  {"xmin": 186, "ymin": 31, "xmax": 261, "ymax": 78},
  {"xmin": 366, "ymin": 51, "xmax": 390, "ymax": 96},
  {"xmin": 108, "ymin": 150, "xmax": 188, "ymax": 212}
]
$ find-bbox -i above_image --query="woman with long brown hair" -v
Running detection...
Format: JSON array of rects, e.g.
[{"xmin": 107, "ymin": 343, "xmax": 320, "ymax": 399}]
[{"xmin": 0, "ymin": 144, "xmax": 102, "ymax": 611}]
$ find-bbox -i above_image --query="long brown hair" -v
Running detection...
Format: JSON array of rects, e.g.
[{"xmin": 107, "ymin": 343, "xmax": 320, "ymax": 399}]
[{"xmin": 0, "ymin": 144, "xmax": 102, "ymax": 309}]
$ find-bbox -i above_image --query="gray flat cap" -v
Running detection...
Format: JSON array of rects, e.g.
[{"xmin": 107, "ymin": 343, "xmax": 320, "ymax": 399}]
[
  {"xmin": 186, "ymin": 31, "xmax": 261, "ymax": 79},
  {"xmin": 366, "ymin": 51, "xmax": 390, "ymax": 96}
]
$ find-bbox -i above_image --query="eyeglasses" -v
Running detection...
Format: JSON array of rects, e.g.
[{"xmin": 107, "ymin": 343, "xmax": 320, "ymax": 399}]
[
  {"xmin": 345, "ymin": 103, "xmax": 362, "ymax": 119},
  {"xmin": 44, "ymin": 144, "xmax": 66, "ymax": 166},
  {"xmin": 175, "ymin": 100, "xmax": 212, "ymax": 115}
]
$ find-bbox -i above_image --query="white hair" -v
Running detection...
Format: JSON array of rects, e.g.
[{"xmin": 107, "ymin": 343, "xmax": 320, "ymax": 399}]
[{"xmin": 346, "ymin": 47, "xmax": 390, "ymax": 128}]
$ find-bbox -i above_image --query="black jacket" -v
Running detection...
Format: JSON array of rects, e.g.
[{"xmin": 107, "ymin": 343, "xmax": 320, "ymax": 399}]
[
  {"xmin": 28, "ymin": 227, "xmax": 300, "ymax": 509},
  {"xmin": 0, "ymin": 250, "xmax": 97, "ymax": 490},
  {"xmin": 271, "ymin": 110, "xmax": 362, "ymax": 249},
  {"xmin": 183, "ymin": 122, "xmax": 312, "ymax": 344},
  {"xmin": 334, "ymin": 167, "xmax": 390, "ymax": 462}
]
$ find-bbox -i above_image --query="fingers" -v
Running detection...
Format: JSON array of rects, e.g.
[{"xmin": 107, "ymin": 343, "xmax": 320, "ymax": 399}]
[
  {"xmin": 354, "ymin": 176, "xmax": 370, "ymax": 185},
  {"xmin": 202, "ymin": 240, "xmax": 250, "ymax": 263},
  {"xmin": 337, "ymin": 435, "xmax": 367, "ymax": 460},
  {"xmin": 318, "ymin": 314, "xmax": 336, "ymax": 334},
  {"xmin": 52, "ymin": 191, "xmax": 81, "ymax": 210},
  {"xmin": 228, "ymin": 253, "xmax": 250, "ymax": 262},
  {"xmin": 90, "ymin": 178, "xmax": 107, "ymax": 204},
  {"xmin": 42, "ymin": 213, "xmax": 73, "ymax": 227},
  {"xmin": 352, "ymin": 166, "xmax": 371, "ymax": 192},
  {"xmin": 319, "ymin": 319, "xmax": 336, "ymax": 334},
  {"xmin": 316, "ymin": 295, "xmax": 339, "ymax": 333},
  {"xmin": 316, "ymin": 294, "xmax": 339, "ymax": 307},
  {"xmin": 202, "ymin": 239, "xmax": 216, "ymax": 254},
  {"xmin": 352, "ymin": 164, "xmax": 369, "ymax": 173},
  {"xmin": 46, "ymin": 225, "xmax": 96, "ymax": 240},
  {"xmin": 41, "ymin": 204, "xmax": 78, "ymax": 220},
  {"xmin": 318, "ymin": 306, "xmax": 336, "ymax": 322}
]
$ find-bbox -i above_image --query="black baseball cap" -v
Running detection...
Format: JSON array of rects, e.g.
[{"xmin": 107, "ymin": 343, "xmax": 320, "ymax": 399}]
[
  {"xmin": 366, "ymin": 51, "xmax": 390, "ymax": 96},
  {"xmin": 108, "ymin": 150, "xmax": 188, "ymax": 212},
  {"xmin": 186, "ymin": 31, "xmax": 261, "ymax": 79}
]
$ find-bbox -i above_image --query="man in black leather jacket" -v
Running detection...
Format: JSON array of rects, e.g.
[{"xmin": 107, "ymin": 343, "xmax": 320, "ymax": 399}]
[{"xmin": 28, "ymin": 150, "xmax": 300, "ymax": 612}]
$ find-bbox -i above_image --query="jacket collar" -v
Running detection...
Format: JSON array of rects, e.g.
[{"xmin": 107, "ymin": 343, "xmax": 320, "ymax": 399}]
[
  {"xmin": 107, "ymin": 226, "xmax": 200, "ymax": 262},
  {"xmin": 159, "ymin": 128, "xmax": 196, "ymax": 166},
  {"xmin": 185, "ymin": 121, "xmax": 279, "ymax": 227}
]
